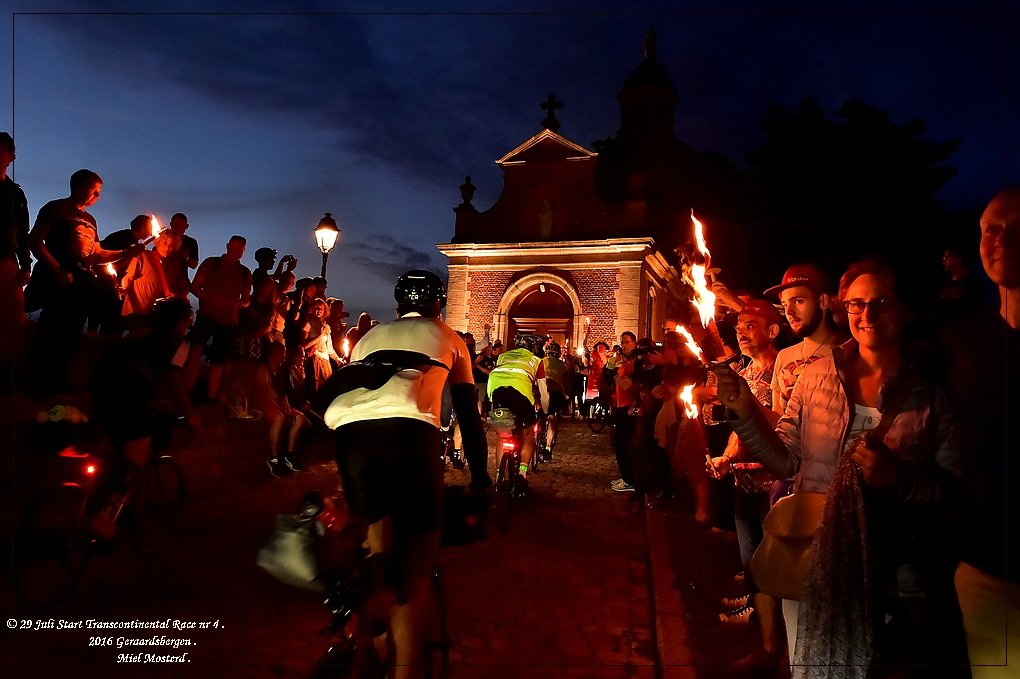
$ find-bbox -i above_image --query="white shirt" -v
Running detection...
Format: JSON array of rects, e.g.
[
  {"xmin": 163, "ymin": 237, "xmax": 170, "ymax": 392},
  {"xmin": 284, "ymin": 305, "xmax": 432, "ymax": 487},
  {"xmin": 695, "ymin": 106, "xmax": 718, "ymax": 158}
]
[{"xmin": 323, "ymin": 313, "xmax": 474, "ymax": 430}]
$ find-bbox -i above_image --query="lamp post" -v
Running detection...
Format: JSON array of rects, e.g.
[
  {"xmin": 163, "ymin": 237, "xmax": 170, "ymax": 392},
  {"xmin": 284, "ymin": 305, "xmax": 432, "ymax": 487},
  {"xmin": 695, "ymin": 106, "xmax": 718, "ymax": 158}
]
[{"xmin": 314, "ymin": 212, "xmax": 340, "ymax": 280}]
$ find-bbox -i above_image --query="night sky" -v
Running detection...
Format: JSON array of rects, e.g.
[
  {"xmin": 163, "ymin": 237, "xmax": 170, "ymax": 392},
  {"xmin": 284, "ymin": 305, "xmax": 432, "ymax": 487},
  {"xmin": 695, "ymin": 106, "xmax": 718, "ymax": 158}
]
[{"xmin": 3, "ymin": 1, "xmax": 1015, "ymax": 320}]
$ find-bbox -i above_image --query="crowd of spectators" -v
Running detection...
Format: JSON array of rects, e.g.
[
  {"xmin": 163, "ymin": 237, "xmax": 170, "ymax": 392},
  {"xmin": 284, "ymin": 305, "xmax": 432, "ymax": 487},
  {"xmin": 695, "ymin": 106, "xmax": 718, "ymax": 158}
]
[
  {"xmin": 0, "ymin": 146, "xmax": 384, "ymax": 479},
  {"xmin": 590, "ymin": 187, "xmax": 1015, "ymax": 678},
  {"xmin": 1, "ymin": 131, "xmax": 1014, "ymax": 677}
]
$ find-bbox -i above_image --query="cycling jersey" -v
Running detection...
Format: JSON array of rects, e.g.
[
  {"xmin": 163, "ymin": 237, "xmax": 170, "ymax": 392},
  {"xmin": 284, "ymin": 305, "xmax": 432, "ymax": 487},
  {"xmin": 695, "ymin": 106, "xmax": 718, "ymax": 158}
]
[
  {"xmin": 322, "ymin": 312, "xmax": 474, "ymax": 430},
  {"xmin": 486, "ymin": 347, "xmax": 545, "ymax": 405},
  {"xmin": 541, "ymin": 355, "xmax": 571, "ymax": 395}
]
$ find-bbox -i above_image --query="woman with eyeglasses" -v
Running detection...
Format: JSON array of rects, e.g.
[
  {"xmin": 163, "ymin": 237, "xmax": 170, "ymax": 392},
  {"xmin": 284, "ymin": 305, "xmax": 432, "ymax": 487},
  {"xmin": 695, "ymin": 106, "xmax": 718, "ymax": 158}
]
[{"xmin": 714, "ymin": 257, "xmax": 966, "ymax": 678}]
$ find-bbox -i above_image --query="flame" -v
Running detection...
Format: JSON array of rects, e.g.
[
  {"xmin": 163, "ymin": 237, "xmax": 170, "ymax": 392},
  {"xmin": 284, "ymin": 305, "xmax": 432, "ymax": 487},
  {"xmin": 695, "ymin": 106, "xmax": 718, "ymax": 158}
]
[
  {"xmin": 342, "ymin": 338, "xmax": 350, "ymax": 357},
  {"xmin": 576, "ymin": 345, "xmax": 584, "ymax": 357},
  {"xmin": 674, "ymin": 325, "xmax": 706, "ymax": 363},
  {"xmin": 679, "ymin": 384, "xmax": 698, "ymax": 419},
  {"xmin": 105, "ymin": 263, "xmax": 117, "ymax": 277},
  {"xmin": 150, "ymin": 215, "xmax": 162, "ymax": 240},
  {"xmin": 691, "ymin": 210, "xmax": 710, "ymax": 258},
  {"xmin": 687, "ymin": 210, "xmax": 717, "ymax": 327}
]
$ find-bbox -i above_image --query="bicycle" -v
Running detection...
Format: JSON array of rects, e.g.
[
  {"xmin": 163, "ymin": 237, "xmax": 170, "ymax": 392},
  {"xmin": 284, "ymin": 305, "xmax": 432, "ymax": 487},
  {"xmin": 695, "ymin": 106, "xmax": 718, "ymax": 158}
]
[
  {"xmin": 489, "ymin": 407, "xmax": 525, "ymax": 533},
  {"xmin": 587, "ymin": 398, "xmax": 612, "ymax": 433},
  {"xmin": 439, "ymin": 411, "xmax": 464, "ymax": 470},
  {"xmin": 535, "ymin": 410, "xmax": 553, "ymax": 464},
  {"xmin": 307, "ymin": 495, "xmax": 452, "ymax": 679},
  {"xmin": 13, "ymin": 418, "xmax": 187, "ymax": 608}
]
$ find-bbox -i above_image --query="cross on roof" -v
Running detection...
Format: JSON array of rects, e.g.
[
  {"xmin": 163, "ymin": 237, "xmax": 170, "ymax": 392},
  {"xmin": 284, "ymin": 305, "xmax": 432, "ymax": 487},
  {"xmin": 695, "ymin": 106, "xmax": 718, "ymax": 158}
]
[{"xmin": 540, "ymin": 93, "xmax": 563, "ymax": 132}]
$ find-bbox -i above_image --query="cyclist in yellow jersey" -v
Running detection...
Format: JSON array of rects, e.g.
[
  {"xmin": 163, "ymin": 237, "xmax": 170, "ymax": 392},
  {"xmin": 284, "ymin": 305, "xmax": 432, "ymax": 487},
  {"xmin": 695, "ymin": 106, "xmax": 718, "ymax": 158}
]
[{"xmin": 486, "ymin": 332, "xmax": 550, "ymax": 495}]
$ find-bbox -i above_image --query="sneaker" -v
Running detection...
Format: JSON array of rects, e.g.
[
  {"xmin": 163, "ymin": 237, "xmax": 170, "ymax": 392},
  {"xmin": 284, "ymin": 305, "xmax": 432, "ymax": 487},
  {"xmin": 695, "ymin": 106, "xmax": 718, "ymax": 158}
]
[
  {"xmin": 284, "ymin": 454, "xmax": 303, "ymax": 472},
  {"xmin": 612, "ymin": 482, "xmax": 636, "ymax": 492},
  {"xmin": 721, "ymin": 593, "xmax": 750, "ymax": 609},
  {"xmin": 267, "ymin": 457, "xmax": 290, "ymax": 478},
  {"xmin": 719, "ymin": 603, "xmax": 755, "ymax": 624},
  {"xmin": 610, "ymin": 478, "xmax": 626, "ymax": 488}
]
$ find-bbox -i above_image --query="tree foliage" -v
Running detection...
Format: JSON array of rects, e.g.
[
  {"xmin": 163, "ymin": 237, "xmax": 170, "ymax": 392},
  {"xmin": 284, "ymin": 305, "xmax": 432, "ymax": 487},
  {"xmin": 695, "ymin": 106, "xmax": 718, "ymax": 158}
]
[{"xmin": 737, "ymin": 97, "xmax": 960, "ymax": 291}]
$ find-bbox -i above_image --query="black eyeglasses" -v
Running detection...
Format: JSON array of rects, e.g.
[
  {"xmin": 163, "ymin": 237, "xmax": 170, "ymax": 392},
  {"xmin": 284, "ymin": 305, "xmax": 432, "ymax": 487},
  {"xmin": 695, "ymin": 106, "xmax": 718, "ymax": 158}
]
[{"xmin": 843, "ymin": 298, "xmax": 899, "ymax": 315}]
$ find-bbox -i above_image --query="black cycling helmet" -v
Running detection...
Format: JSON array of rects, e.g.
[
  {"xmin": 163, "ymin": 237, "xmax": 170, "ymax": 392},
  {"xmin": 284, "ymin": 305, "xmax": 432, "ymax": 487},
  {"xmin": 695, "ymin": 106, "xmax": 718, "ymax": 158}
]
[
  {"xmin": 513, "ymin": 332, "xmax": 543, "ymax": 355},
  {"xmin": 394, "ymin": 269, "xmax": 447, "ymax": 313},
  {"xmin": 545, "ymin": 341, "xmax": 561, "ymax": 358}
]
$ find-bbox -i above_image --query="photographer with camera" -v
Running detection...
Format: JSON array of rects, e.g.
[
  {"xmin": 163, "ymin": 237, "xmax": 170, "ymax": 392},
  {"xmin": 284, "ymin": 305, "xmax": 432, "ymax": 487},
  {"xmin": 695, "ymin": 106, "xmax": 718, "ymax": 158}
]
[{"xmin": 253, "ymin": 247, "xmax": 297, "ymax": 290}]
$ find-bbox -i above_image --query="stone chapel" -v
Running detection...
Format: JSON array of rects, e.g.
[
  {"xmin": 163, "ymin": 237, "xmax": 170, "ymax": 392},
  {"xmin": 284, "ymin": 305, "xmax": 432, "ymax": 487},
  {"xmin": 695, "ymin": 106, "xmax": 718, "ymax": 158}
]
[{"xmin": 438, "ymin": 30, "xmax": 731, "ymax": 350}]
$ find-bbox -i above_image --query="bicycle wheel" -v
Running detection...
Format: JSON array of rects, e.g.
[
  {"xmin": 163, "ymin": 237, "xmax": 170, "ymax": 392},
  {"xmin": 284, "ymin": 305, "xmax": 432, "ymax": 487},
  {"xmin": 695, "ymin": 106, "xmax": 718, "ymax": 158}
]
[
  {"xmin": 493, "ymin": 453, "xmax": 514, "ymax": 533},
  {"xmin": 588, "ymin": 404, "xmax": 607, "ymax": 433},
  {"xmin": 127, "ymin": 455, "xmax": 185, "ymax": 556},
  {"xmin": 14, "ymin": 485, "xmax": 92, "ymax": 608},
  {"xmin": 535, "ymin": 418, "xmax": 549, "ymax": 464}
]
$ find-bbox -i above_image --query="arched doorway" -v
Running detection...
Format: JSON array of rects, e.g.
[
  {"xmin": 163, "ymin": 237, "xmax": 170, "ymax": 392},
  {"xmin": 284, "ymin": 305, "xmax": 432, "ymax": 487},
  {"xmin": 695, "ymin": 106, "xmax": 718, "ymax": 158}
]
[
  {"xmin": 493, "ymin": 272, "xmax": 585, "ymax": 351},
  {"xmin": 507, "ymin": 283, "xmax": 573, "ymax": 346}
]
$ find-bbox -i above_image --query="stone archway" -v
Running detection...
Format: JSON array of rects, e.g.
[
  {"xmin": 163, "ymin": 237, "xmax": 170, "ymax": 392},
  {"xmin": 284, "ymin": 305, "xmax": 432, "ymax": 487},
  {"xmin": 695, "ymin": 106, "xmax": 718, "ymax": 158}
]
[{"xmin": 493, "ymin": 272, "xmax": 585, "ymax": 350}]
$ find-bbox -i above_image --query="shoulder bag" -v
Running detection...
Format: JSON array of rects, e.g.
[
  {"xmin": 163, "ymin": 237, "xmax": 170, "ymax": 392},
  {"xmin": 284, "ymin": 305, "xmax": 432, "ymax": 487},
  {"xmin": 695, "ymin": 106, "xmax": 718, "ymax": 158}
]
[{"xmin": 749, "ymin": 369, "xmax": 917, "ymax": 601}]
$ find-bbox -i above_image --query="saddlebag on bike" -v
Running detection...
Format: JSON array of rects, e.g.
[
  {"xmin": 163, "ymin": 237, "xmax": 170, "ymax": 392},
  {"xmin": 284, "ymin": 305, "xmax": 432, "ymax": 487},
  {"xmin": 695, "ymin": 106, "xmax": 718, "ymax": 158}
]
[
  {"xmin": 257, "ymin": 512, "xmax": 326, "ymax": 591},
  {"xmin": 489, "ymin": 408, "xmax": 517, "ymax": 436}
]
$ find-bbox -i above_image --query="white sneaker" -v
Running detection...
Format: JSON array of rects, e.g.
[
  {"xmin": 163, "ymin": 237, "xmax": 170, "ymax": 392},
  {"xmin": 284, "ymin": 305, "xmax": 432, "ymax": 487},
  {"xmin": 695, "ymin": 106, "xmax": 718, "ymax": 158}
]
[
  {"xmin": 610, "ymin": 478, "xmax": 626, "ymax": 488},
  {"xmin": 612, "ymin": 482, "xmax": 636, "ymax": 492}
]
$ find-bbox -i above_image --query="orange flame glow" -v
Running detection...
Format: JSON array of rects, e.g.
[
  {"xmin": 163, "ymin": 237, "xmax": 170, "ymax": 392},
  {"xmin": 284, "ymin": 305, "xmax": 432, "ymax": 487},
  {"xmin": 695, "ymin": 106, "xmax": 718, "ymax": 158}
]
[
  {"xmin": 674, "ymin": 325, "xmax": 706, "ymax": 363},
  {"xmin": 105, "ymin": 263, "xmax": 116, "ymax": 277},
  {"xmin": 150, "ymin": 215, "xmax": 162, "ymax": 240},
  {"xmin": 576, "ymin": 345, "xmax": 584, "ymax": 357},
  {"xmin": 688, "ymin": 210, "xmax": 717, "ymax": 327},
  {"xmin": 342, "ymin": 338, "xmax": 350, "ymax": 357},
  {"xmin": 691, "ymin": 210, "xmax": 710, "ymax": 258},
  {"xmin": 679, "ymin": 384, "xmax": 698, "ymax": 419}
]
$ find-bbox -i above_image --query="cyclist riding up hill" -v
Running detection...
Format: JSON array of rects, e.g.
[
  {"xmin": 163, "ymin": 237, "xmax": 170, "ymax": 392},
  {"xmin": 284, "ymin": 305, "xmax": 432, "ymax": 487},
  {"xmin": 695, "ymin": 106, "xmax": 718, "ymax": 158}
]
[
  {"xmin": 322, "ymin": 269, "xmax": 489, "ymax": 679},
  {"xmin": 540, "ymin": 341, "xmax": 571, "ymax": 458},
  {"xmin": 486, "ymin": 332, "xmax": 550, "ymax": 496}
]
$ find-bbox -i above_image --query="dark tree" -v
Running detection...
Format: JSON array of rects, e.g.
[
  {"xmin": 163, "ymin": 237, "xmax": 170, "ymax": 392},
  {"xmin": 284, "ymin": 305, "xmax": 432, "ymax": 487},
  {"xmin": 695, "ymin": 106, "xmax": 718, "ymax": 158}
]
[{"xmin": 742, "ymin": 97, "xmax": 960, "ymax": 293}]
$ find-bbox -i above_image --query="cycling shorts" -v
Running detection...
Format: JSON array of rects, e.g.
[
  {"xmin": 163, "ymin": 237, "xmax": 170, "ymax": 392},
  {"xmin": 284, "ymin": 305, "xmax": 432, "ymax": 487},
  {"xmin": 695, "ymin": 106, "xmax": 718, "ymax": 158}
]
[
  {"xmin": 333, "ymin": 418, "xmax": 443, "ymax": 538},
  {"xmin": 547, "ymin": 390, "xmax": 569, "ymax": 416},
  {"xmin": 490, "ymin": 385, "xmax": 537, "ymax": 429}
]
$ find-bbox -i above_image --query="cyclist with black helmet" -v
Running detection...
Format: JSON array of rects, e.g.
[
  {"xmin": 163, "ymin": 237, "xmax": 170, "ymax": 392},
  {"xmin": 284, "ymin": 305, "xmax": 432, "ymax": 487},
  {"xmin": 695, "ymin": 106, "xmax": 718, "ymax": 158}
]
[
  {"xmin": 322, "ymin": 269, "xmax": 489, "ymax": 679},
  {"xmin": 540, "ymin": 341, "xmax": 571, "ymax": 458},
  {"xmin": 486, "ymin": 332, "xmax": 550, "ymax": 494}
]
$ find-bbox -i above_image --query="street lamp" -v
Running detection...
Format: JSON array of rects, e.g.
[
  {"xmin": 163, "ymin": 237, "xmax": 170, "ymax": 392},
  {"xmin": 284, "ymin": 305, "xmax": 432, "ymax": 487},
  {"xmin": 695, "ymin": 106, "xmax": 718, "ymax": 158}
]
[{"xmin": 314, "ymin": 212, "xmax": 340, "ymax": 279}]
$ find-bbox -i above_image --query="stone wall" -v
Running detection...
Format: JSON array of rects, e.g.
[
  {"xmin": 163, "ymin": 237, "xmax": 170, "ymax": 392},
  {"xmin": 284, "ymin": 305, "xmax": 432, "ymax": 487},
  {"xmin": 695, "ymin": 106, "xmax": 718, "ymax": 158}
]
[{"xmin": 447, "ymin": 266, "xmax": 624, "ymax": 349}]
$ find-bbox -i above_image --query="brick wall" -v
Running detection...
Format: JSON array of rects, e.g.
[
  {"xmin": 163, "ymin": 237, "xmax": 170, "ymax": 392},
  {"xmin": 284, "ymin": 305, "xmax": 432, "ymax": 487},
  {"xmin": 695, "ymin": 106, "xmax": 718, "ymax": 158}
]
[
  {"xmin": 462, "ymin": 269, "xmax": 513, "ymax": 337},
  {"xmin": 574, "ymin": 268, "xmax": 621, "ymax": 347},
  {"xmin": 451, "ymin": 267, "xmax": 623, "ymax": 349}
]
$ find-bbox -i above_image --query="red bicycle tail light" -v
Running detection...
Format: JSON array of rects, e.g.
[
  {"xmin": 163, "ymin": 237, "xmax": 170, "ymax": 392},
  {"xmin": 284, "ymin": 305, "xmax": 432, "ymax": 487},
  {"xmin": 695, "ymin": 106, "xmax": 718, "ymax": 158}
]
[
  {"xmin": 85, "ymin": 463, "xmax": 97, "ymax": 476},
  {"xmin": 500, "ymin": 438, "xmax": 517, "ymax": 453}
]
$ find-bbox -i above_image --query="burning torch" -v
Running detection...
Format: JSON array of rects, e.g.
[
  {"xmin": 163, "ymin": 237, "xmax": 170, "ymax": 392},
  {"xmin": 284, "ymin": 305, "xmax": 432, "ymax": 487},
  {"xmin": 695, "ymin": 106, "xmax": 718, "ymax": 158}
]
[
  {"xmin": 140, "ymin": 215, "xmax": 164, "ymax": 246},
  {"xmin": 675, "ymin": 210, "xmax": 728, "ymax": 360}
]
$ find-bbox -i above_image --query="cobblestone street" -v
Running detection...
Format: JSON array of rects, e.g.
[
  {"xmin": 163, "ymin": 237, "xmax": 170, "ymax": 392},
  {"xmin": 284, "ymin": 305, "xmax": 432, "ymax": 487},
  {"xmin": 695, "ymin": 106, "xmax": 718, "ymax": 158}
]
[{"xmin": 3, "ymin": 407, "xmax": 658, "ymax": 678}]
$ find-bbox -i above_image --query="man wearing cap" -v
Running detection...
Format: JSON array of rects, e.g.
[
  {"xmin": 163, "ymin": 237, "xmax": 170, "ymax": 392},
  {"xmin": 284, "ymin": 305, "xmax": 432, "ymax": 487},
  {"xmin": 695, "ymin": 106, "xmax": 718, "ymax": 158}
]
[
  {"xmin": 707, "ymin": 298, "xmax": 784, "ymax": 651},
  {"xmin": 253, "ymin": 246, "xmax": 296, "ymax": 290},
  {"xmin": 764, "ymin": 263, "xmax": 843, "ymax": 416}
]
